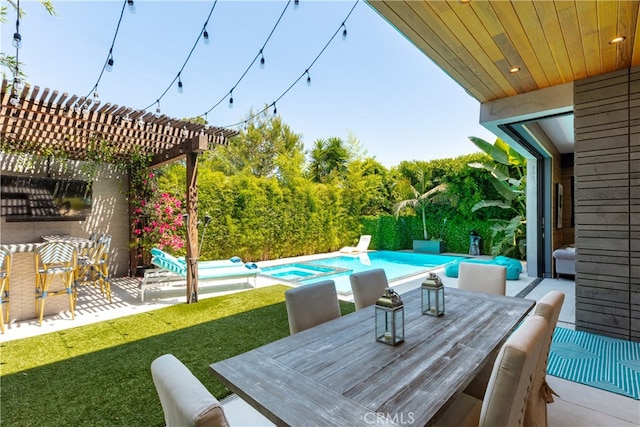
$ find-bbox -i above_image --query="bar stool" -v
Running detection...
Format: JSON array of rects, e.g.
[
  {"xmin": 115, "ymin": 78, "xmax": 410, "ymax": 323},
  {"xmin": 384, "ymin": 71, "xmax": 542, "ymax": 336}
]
[
  {"xmin": 0, "ymin": 246, "xmax": 12, "ymax": 334},
  {"xmin": 34, "ymin": 241, "xmax": 77, "ymax": 326},
  {"xmin": 76, "ymin": 234, "xmax": 111, "ymax": 303}
]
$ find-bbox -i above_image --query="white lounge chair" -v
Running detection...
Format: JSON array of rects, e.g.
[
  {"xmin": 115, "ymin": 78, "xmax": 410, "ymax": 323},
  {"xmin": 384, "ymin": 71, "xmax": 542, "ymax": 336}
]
[
  {"xmin": 339, "ymin": 235, "xmax": 371, "ymax": 254},
  {"xmin": 140, "ymin": 249, "xmax": 260, "ymax": 301}
]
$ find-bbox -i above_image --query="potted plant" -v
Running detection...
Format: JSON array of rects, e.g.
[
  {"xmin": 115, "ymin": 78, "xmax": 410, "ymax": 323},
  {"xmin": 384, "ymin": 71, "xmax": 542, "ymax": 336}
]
[{"xmin": 394, "ymin": 169, "xmax": 457, "ymax": 254}]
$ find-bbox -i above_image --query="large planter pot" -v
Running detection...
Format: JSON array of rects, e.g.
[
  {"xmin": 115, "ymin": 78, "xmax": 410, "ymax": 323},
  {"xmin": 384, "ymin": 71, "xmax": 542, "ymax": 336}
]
[{"xmin": 413, "ymin": 240, "xmax": 444, "ymax": 254}]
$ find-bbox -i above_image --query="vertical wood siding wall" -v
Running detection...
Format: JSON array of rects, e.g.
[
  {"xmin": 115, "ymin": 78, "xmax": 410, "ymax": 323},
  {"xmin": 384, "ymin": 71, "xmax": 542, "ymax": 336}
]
[{"xmin": 574, "ymin": 68, "xmax": 639, "ymax": 341}]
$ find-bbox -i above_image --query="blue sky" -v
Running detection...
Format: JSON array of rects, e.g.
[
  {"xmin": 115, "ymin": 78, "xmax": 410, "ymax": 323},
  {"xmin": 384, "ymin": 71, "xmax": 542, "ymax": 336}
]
[{"xmin": 3, "ymin": 0, "xmax": 496, "ymax": 167}]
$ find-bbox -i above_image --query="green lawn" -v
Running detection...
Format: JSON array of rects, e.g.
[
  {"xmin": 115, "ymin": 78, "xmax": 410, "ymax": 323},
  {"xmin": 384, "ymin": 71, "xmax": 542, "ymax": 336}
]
[{"xmin": 0, "ymin": 285, "xmax": 355, "ymax": 426}]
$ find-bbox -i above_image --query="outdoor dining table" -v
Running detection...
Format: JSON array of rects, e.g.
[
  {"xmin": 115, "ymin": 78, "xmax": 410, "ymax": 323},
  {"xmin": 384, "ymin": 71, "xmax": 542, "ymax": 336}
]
[{"xmin": 209, "ymin": 287, "xmax": 535, "ymax": 426}]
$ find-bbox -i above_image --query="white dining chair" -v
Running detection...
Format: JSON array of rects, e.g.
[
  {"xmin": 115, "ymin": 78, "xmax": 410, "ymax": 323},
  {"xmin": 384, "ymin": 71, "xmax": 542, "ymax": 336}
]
[
  {"xmin": 151, "ymin": 354, "xmax": 230, "ymax": 427},
  {"xmin": 458, "ymin": 262, "xmax": 506, "ymax": 295},
  {"xmin": 435, "ymin": 314, "xmax": 548, "ymax": 427},
  {"xmin": 285, "ymin": 280, "xmax": 341, "ymax": 334},
  {"xmin": 524, "ymin": 291, "xmax": 565, "ymax": 427},
  {"xmin": 349, "ymin": 268, "xmax": 389, "ymax": 310}
]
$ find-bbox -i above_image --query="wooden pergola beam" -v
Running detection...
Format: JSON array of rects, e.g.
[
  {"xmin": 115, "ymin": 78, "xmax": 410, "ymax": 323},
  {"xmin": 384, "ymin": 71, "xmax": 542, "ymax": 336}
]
[{"xmin": 1, "ymin": 79, "xmax": 238, "ymax": 305}]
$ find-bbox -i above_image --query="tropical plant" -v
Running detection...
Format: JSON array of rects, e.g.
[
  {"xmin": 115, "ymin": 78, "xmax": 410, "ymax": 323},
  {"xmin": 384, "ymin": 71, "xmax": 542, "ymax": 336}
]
[
  {"xmin": 307, "ymin": 137, "xmax": 351, "ymax": 182},
  {"xmin": 393, "ymin": 169, "xmax": 457, "ymax": 241},
  {"xmin": 468, "ymin": 136, "xmax": 527, "ymax": 259}
]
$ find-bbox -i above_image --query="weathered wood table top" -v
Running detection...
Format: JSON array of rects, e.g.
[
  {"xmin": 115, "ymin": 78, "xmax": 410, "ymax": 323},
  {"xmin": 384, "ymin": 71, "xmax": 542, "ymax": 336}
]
[{"xmin": 209, "ymin": 287, "xmax": 535, "ymax": 427}]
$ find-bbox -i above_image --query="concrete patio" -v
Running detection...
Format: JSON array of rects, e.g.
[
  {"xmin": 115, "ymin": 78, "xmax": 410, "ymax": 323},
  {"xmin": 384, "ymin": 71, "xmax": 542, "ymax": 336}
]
[{"xmin": 1, "ymin": 261, "xmax": 637, "ymax": 426}]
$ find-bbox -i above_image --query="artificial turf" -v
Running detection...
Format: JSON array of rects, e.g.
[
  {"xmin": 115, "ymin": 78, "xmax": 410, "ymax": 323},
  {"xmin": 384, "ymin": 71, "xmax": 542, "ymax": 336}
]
[{"xmin": 0, "ymin": 285, "xmax": 355, "ymax": 426}]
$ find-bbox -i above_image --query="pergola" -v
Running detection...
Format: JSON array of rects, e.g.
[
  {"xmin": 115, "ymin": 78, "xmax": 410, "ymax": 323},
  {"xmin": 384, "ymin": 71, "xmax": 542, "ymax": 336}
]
[{"xmin": 0, "ymin": 77, "xmax": 239, "ymax": 303}]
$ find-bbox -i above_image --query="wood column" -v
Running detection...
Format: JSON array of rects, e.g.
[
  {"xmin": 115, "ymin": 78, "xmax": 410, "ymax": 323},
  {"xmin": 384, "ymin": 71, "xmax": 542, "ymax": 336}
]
[{"xmin": 184, "ymin": 135, "xmax": 208, "ymax": 303}]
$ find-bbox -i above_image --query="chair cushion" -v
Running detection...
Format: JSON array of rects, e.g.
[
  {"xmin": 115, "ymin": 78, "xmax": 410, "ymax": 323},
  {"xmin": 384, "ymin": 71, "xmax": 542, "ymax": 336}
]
[
  {"xmin": 480, "ymin": 315, "xmax": 548, "ymax": 427},
  {"xmin": 285, "ymin": 280, "xmax": 341, "ymax": 334},
  {"xmin": 524, "ymin": 291, "xmax": 565, "ymax": 427},
  {"xmin": 458, "ymin": 263, "xmax": 507, "ymax": 295},
  {"xmin": 349, "ymin": 268, "xmax": 389, "ymax": 310},
  {"xmin": 151, "ymin": 354, "xmax": 229, "ymax": 427}
]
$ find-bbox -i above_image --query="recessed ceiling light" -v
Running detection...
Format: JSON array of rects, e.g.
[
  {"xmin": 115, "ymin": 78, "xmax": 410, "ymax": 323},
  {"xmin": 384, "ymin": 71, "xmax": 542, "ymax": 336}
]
[
  {"xmin": 509, "ymin": 67, "xmax": 520, "ymax": 73},
  {"xmin": 609, "ymin": 36, "xmax": 626, "ymax": 44},
  {"xmin": 459, "ymin": 0, "xmax": 472, "ymax": 3}
]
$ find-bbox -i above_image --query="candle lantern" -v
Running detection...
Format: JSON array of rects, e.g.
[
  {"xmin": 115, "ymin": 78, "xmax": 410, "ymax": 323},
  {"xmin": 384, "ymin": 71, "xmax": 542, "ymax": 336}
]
[
  {"xmin": 421, "ymin": 272, "xmax": 445, "ymax": 316},
  {"xmin": 375, "ymin": 288, "xmax": 404, "ymax": 346}
]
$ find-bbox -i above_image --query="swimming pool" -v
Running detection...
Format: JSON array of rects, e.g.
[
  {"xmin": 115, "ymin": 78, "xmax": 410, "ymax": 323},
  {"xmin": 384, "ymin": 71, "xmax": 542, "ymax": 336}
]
[{"xmin": 261, "ymin": 251, "xmax": 465, "ymax": 294}]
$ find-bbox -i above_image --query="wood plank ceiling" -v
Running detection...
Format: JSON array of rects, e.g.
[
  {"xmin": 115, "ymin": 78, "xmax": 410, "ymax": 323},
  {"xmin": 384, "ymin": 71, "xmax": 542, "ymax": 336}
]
[
  {"xmin": 0, "ymin": 78, "xmax": 237, "ymax": 162},
  {"xmin": 367, "ymin": 0, "xmax": 640, "ymax": 103}
]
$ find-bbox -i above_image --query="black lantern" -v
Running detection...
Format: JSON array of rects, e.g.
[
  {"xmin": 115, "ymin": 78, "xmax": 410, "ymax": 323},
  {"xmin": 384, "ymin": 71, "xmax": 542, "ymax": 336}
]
[
  {"xmin": 421, "ymin": 273, "xmax": 445, "ymax": 316},
  {"xmin": 375, "ymin": 288, "xmax": 404, "ymax": 345}
]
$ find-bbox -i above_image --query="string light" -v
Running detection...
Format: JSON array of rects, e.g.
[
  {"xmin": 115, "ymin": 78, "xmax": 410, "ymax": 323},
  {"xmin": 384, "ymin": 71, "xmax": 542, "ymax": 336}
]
[
  {"xmin": 273, "ymin": 102, "xmax": 277, "ymax": 115},
  {"xmin": 342, "ymin": 22, "xmax": 348, "ymax": 40},
  {"xmin": 12, "ymin": 32, "xmax": 21, "ymax": 48},
  {"xmin": 11, "ymin": 0, "xmax": 22, "ymax": 109},
  {"xmin": 155, "ymin": 100, "xmax": 161, "ymax": 117},
  {"xmin": 106, "ymin": 51, "xmax": 114, "ymax": 72},
  {"xmin": 198, "ymin": 0, "xmax": 292, "ymax": 119},
  {"xmin": 228, "ymin": 90, "xmax": 234, "ymax": 108},
  {"xmin": 84, "ymin": 0, "xmax": 131, "ymax": 99},
  {"xmin": 178, "ymin": 75, "xmax": 184, "ymax": 93},
  {"xmin": 221, "ymin": 0, "xmax": 359, "ymax": 129},
  {"xmin": 203, "ymin": 26, "xmax": 210, "ymax": 45},
  {"xmin": 136, "ymin": 116, "xmax": 145, "ymax": 128},
  {"xmin": 127, "ymin": 0, "xmax": 136, "ymax": 14},
  {"xmin": 294, "ymin": 0, "xmax": 299, "ymax": 9},
  {"xmin": 139, "ymin": 0, "xmax": 219, "ymax": 111},
  {"xmin": 260, "ymin": 49, "xmax": 266, "ymax": 69},
  {"xmin": 93, "ymin": 90, "xmax": 100, "ymax": 102}
]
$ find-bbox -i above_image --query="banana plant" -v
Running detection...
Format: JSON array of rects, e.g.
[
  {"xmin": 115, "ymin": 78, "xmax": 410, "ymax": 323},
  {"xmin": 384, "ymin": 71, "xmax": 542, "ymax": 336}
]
[{"xmin": 468, "ymin": 137, "xmax": 527, "ymax": 259}]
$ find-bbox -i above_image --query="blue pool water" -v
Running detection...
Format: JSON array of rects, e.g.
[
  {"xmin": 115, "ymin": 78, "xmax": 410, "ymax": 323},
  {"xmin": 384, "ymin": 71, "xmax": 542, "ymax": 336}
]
[{"xmin": 262, "ymin": 251, "xmax": 465, "ymax": 294}]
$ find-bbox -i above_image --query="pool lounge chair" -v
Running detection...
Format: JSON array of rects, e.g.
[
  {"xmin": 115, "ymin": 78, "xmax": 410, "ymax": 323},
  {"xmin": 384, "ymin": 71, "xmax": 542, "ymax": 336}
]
[
  {"xmin": 140, "ymin": 250, "xmax": 261, "ymax": 302},
  {"xmin": 339, "ymin": 235, "xmax": 371, "ymax": 254}
]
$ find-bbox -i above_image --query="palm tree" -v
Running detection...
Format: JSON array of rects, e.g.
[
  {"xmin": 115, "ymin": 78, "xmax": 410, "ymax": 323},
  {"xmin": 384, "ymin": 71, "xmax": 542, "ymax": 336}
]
[{"xmin": 393, "ymin": 169, "xmax": 457, "ymax": 240}]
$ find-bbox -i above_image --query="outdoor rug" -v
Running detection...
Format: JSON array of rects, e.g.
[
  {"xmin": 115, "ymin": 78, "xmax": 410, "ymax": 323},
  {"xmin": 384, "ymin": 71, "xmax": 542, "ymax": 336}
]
[{"xmin": 548, "ymin": 327, "xmax": 640, "ymax": 399}]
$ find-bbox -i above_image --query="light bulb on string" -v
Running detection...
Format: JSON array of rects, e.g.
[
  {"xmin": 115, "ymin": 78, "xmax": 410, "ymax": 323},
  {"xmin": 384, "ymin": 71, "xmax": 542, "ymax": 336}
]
[
  {"xmin": 127, "ymin": 0, "xmax": 136, "ymax": 14},
  {"xmin": 93, "ymin": 90, "xmax": 100, "ymax": 102},
  {"xmin": 178, "ymin": 76, "xmax": 184, "ymax": 93},
  {"xmin": 228, "ymin": 91, "xmax": 234, "ymax": 108},
  {"xmin": 306, "ymin": 70, "xmax": 311, "ymax": 86},
  {"xmin": 155, "ymin": 101, "xmax": 161, "ymax": 118},
  {"xmin": 260, "ymin": 50, "xmax": 265, "ymax": 69},
  {"xmin": 273, "ymin": 102, "xmax": 277, "ymax": 115},
  {"xmin": 106, "ymin": 53, "xmax": 114, "ymax": 72},
  {"xmin": 203, "ymin": 27, "xmax": 210, "ymax": 45},
  {"xmin": 13, "ymin": 77, "xmax": 23, "ymax": 93},
  {"xmin": 342, "ymin": 23, "xmax": 347, "ymax": 40},
  {"xmin": 294, "ymin": 0, "xmax": 299, "ymax": 9},
  {"xmin": 12, "ymin": 32, "xmax": 21, "ymax": 48}
]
